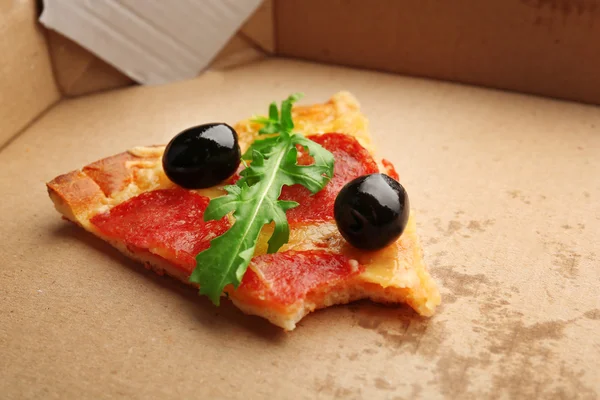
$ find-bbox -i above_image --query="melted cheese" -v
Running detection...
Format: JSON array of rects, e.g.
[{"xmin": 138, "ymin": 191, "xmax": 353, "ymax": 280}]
[
  {"xmin": 253, "ymin": 218, "xmax": 421, "ymax": 291},
  {"xmin": 128, "ymin": 146, "xmax": 166, "ymax": 158},
  {"xmin": 235, "ymin": 91, "xmax": 374, "ymax": 154}
]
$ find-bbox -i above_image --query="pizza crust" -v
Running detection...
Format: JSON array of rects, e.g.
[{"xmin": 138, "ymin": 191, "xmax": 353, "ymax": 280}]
[{"xmin": 47, "ymin": 92, "xmax": 441, "ymax": 330}]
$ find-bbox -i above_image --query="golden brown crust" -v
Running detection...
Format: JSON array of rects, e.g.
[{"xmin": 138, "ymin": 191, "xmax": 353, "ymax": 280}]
[
  {"xmin": 47, "ymin": 171, "xmax": 106, "ymax": 224},
  {"xmin": 46, "ymin": 147, "xmax": 169, "ymax": 226},
  {"xmin": 82, "ymin": 152, "xmax": 138, "ymax": 197},
  {"xmin": 46, "ymin": 92, "xmax": 440, "ymax": 330}
]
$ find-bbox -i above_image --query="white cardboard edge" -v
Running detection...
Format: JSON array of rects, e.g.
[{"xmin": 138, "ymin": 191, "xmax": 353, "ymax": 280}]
[{"xmin": 40, "ymin": 0, "xmax": 262, "ymax": 85}]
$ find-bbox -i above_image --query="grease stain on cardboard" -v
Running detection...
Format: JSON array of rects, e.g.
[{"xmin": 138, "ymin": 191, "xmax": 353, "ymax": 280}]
[{"xmin": 348, "ymin": 258, "xmax": 598, "ymax": 398}]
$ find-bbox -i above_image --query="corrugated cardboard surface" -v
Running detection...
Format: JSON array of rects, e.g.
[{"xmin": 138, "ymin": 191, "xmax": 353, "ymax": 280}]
[
  {"xmin": 277, "ymin": 0, "xmax": 600, "ymax": 105},
  {"xmin": 0, "ymin": 0, "xmax": 60, "ymax": 146},
  {"xmin": 1, "ymin": 59, "xmax": 599, "ymax": 399}
]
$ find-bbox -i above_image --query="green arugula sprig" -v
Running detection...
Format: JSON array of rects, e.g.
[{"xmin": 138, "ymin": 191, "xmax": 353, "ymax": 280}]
[{"xmin": 189, "ymin": 94, "xmax": 335, "ymax": 305}]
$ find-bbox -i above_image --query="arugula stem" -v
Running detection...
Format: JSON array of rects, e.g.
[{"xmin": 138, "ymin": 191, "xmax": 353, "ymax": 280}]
[
  {"xmin": 190, "ymin": 94, "xmax": 335, "ymax": 305},
  {"xmin": 214, "ymin": 140, "xmax": 289, "ymax": 296}
]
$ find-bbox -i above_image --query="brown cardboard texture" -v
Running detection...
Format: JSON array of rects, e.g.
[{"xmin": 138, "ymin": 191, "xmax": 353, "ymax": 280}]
[
  {"xmin": 1, "ymin": 59, "xmax": 599, "ymax": 399},
  {"xmin": 45, "ymin": 30, "xmax": 135, "ymax": 97},
  {"xmin": 277, "ymin": 0, "xmax": 600, "ymax": 105},
  {"xmin": 34, "ymin": 0, "xmax": 600, "ymax": 105},
  {"xmin": 0, "ymin": 0, "xmax": 60, "ymax": 146}
]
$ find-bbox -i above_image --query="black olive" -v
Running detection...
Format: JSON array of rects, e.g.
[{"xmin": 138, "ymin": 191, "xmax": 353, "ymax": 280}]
[
  {"xmin": 334, "ymin": 173, "xmax": 409, "ymax": 250},
  {"xmin": 163, "ymin": 123, "xmax": 241, "ymax": 189}
]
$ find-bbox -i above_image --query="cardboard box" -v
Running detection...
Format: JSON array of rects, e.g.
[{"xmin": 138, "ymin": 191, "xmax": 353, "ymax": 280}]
[{"xmin": 1, "ymin": 1, "xmax": 599, "ymax": 399}]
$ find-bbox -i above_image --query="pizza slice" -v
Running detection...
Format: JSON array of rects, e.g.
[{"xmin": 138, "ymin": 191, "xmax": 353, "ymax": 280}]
[{"xmin": 47, "ymin": 92, "xmax": 440, "ymax": 330}]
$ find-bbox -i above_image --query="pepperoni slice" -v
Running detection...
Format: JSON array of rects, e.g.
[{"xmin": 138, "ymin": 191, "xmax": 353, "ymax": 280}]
[
  {"xmin": 381, "ymin": 159, "xmax": 399, "ymax": 181},
  {"xmin": 235, "ymin": 250, "xmax": 364, "ymax": 309},
  {"xmin": 90, "ymin": 188, "xmax": 230, "ymax": 273},
  {"xmin": 279, "ymin": 133, "xmax": 379, "ymax": 222}
]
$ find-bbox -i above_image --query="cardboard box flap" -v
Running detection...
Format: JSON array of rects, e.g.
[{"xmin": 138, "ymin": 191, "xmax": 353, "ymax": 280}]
[
  {"xmin": 39, "ymin": 0, "xmax": 264, "ymax": 85},
  {"xmin": 41, "ymin": 0, "xmax": 274, "ymax": 96},
  {"xmin": 46, "ymin": 30, "xmax": 135, "ymax": 97}
]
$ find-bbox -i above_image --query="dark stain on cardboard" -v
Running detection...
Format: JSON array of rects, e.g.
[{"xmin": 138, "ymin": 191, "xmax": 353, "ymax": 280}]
[
  {"xmin": 427, "ymin": 263, "xmax": 596, "ymax": 399},
  {"xmin": 507, "ymin": 189, "xmax": 531, "ymax": 204},
  {"xmin": 443, "ymin": 293, "xmax": 458, "ymax": 304},
  {"xmin": 432, "ymin": 266, "xmax": 492, "ymax": 297},
  {"xmin": 467, "ymin": 219, "xmax": 495, "ymax": 233},
  {"xmin": 562, "ymin": 223, "xmax": 586, "ymax": 231},
  {"xmin": 471, "ymin": 317, "xmax": 586, "ymax": 397},
  {"xmin": 555, "ymin": 252, "xmax": 581, "ymax": 279},
  {"xmin": 357, "ymin": 315, "xmax": 384, "ymax": 330},
  {"xmin": 314, "ymin": 373, "xmax": 360, "ymax": 399},
  {"xmin": 430, "ymin": 250, "xmax": 449, "ymax": 267},
  {"xmin": 425, "ymin": 237, "xmax": 439, "ymax": 245},
  {"xmin": 334, "ymin": 387, "xmax": 354, "ymax": 397},
  {"xmin": 467, "ymin": 220, "xmax": 485, "ymax": 232},
  {"xmin": 443, "ymin": 220, "xmax": 463, "ymax": 236},
  {"xmin": 434, "ymin": 250, "xmax": 448, "ymax": 258},
  {"xmin": 472, "ymin": 282, "xmax": 598, "ymax": 399},
  {"xmin": 583, "ymin": 309, "xmax": 600, "ymax": 320},
  {"xmin": 507, "ymin": 189, "xmax": 520, "ymax": 199},
  {"xmin": 431, "ymin": 215, "xmax": 496, "ymax": 244},
  {"xmin": 374, "ymin": 377, "xmax": 394, "ymax": 390},
  {"xmin": 544, "ymin": 240, "xmax": 582, "ymax": 279},
  {"xmin": 352, "ymin": 302, "xmax": 447, "ymax": 360},
  {"xmin": 435, "ymin": 349, "xmax": 480, "ymax": 398}
]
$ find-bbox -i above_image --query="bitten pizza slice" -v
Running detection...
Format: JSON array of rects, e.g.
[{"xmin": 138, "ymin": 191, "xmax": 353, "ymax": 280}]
[{"xmin": 47, "ymin": 92, "xmax": 440, "ymax": 330}]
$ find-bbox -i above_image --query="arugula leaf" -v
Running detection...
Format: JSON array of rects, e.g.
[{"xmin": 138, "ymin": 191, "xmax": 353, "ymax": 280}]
[{"xmin": 189, "ymin": 94, "xmax": 335, "ymax": 305}]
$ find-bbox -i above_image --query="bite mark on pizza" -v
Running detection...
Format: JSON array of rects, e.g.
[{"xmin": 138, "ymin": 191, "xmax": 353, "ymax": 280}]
[{"xmin": 46, "ymin": 92, "xmax": 441, "ymax": 330}]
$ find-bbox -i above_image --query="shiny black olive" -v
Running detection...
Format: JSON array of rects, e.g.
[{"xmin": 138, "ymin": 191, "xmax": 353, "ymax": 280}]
[
  {"xmin": 334, "ymin": 173, "xmax": 409, "ymax": 250},
  {"xmin": 163, "ymin": 123, "xmax": 241, "ymax": 189}
]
